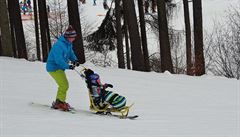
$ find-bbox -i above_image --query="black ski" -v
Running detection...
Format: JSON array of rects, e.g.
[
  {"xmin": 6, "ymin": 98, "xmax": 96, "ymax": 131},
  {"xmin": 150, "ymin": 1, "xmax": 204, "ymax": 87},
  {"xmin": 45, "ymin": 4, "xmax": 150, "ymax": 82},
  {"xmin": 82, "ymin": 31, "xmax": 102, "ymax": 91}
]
[
  {"xmin": 126, "ymin": 115, "xmax": 139, "ymax": 119},
  {"xmin": 95, "ymin": 112, "xmax": 139, "ymax": 120}
]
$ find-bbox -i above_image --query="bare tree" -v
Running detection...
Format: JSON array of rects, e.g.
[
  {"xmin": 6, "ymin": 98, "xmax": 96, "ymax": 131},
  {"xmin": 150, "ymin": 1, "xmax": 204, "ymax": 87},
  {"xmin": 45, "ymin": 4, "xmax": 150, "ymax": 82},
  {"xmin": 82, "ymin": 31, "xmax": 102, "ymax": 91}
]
[
  {"xmin": 149, "ymin": 52, "xmax": 161, "ymax": 72},
  {"xmin": 205, "ymin": 6, "xmax": 240, "ymax": 79},
  {"xmin": 169, "ymin": 29, "xmax": 185, "ymax": 74},
  {"xmin": 90, "ymin": 48, "xmax": 116, "ymax": 67},
  {"xmin": 193, "ymin": 0, "xmax": 205, "ymax": 75},
  {"xmin": 48, "ymin": 0, "xmax": 68, "ymax": 39}
]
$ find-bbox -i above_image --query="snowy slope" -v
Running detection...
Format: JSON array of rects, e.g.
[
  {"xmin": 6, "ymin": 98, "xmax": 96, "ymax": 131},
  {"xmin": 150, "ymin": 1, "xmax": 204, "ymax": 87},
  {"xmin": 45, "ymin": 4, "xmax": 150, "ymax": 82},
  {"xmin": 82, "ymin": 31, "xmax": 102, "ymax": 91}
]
[{"xmin": 0, "ymin": 57, "xmax": 239, "ymax": 137}]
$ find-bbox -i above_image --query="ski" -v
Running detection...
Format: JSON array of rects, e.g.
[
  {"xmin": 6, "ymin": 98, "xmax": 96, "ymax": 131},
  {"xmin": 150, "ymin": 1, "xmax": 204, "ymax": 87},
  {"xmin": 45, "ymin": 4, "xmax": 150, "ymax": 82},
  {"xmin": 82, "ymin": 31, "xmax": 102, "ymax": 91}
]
[
  {"xmin": 29, "ymin": 102, "xmax": 76, "ymax": 114},
  {"xmin": 30, "ymin": 102, "xmax": 138, "ymax": 119},
  {"xmin": 95, "ymin": 112, "xmax": 139, "ymax": 120},
  {"xmin": 126, "ymin": 115, "xmax": 139, "ymax": 119}
]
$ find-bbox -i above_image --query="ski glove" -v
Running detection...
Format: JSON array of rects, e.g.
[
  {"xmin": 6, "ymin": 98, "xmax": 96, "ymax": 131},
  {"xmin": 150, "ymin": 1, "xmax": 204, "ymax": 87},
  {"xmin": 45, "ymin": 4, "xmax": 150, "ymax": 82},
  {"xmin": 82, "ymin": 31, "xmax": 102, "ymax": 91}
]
[{"xmin": 69, "ymin": 65, "xmax": 75, "ymax": 70}]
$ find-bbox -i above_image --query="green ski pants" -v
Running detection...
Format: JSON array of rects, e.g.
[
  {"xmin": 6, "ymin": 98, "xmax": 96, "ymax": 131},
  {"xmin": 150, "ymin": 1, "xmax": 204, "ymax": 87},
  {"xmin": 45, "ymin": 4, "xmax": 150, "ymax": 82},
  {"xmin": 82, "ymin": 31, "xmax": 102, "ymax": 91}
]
[{"xmin": 49, "ymin": 70, "xmax": 69, "ymax": 102}]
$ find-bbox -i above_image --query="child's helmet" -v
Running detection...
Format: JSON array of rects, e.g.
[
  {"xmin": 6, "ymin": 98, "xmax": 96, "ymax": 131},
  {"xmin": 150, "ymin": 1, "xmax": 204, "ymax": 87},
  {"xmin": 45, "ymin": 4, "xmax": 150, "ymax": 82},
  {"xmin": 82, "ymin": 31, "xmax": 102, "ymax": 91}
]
[
  {"xmin": 84, "ymin": 69, "xmax": 101, "ymax": 85},
  {"xmin": 89, "ymin": 73, "xmax": 101, "ymax": 85}
]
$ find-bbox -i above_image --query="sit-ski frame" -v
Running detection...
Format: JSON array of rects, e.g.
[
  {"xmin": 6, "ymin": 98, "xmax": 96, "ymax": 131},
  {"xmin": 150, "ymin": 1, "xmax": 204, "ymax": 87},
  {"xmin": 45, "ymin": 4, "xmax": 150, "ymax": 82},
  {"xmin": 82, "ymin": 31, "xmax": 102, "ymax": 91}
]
[
  {"xmin": 88, "ymin": 91, "xmax": 134, "ymax": 118},
  {"xmin": 75, "ymin": 67, "xmax": 133, "ymax": 118}
]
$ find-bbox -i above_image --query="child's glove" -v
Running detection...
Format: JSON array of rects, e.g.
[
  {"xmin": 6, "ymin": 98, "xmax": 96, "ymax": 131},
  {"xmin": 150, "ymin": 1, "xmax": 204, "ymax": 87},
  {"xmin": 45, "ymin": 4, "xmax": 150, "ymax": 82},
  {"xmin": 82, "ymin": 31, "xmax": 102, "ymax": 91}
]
[{"xmin": 103, "ymin": 83, "xmax": 113, "ymax": 88}]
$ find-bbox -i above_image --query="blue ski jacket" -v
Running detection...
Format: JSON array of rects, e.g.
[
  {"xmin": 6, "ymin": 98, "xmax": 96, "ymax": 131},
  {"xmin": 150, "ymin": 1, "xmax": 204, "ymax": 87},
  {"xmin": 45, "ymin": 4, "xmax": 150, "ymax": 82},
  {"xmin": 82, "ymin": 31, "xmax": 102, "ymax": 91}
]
[{"xmin": 46, "ymin": 35, "xmax": 78, "ymax": 72}]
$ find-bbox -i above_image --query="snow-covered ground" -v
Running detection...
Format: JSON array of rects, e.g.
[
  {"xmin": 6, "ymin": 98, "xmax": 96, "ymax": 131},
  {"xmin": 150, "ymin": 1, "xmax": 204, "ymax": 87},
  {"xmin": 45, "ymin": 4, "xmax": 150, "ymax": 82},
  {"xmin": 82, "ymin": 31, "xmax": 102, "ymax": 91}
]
[{"xmin": 0, "ymin": 57, "xmax": 239, "ymax": 137}]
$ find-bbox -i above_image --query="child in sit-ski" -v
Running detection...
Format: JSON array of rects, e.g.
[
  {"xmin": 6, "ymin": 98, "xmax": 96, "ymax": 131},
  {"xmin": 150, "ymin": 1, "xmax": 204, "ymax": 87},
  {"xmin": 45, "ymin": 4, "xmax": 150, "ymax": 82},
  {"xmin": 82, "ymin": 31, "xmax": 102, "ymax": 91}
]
[{"xmin": 83, "ymin": 69, "xmax": 127, "ymax": 110}]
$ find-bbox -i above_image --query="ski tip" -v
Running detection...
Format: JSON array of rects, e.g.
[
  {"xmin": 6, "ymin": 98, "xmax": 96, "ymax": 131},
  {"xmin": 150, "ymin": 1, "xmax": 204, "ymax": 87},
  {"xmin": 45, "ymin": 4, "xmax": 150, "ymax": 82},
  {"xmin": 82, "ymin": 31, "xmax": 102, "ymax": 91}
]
[{"xmin": 127, "ymin": 115, "xmax": 139, "ymax": 119}]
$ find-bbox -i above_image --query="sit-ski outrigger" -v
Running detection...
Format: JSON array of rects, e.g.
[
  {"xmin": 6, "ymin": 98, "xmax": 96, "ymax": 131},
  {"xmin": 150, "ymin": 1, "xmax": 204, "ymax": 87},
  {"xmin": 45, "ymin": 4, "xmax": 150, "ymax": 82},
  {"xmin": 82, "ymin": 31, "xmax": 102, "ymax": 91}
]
[{"xmin": 75, "ymin": 67, "xmax": 138, "ymax": 119}]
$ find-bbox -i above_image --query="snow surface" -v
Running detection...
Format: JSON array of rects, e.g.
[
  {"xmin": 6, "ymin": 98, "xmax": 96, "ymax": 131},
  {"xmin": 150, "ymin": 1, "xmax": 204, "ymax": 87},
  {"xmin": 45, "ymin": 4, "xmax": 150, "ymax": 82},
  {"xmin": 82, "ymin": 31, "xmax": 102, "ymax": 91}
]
[{"xmin": 0, "ymin": 57, "xmax": 239, "ymax": 137}]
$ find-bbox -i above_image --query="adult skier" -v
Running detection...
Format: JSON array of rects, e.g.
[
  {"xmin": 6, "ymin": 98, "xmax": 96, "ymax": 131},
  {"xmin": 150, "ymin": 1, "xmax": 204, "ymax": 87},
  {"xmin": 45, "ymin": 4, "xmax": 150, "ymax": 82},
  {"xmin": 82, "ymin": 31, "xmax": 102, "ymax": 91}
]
[{"xmin": 46, "ymin": 25, "xmax": 80, "ymax": 111}]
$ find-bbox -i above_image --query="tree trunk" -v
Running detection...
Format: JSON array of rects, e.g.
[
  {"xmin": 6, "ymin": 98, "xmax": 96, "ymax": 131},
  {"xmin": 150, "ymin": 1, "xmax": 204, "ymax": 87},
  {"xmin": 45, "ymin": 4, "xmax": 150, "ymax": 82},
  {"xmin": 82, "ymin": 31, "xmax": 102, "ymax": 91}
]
[
  {"xmin": 124, "ymin": 23, "xmax": 131, "ymax": 70},
  {"xmin": 152, "ymin": 0, "xmax": 157, "ymax": 13},
  {"xmin": 138, "ymin": 0, "xmax": 150, "ymax": 71},
  {"xmin": 183, "ymin": 0, "xmax": 192, "ymax": 75},
  {"xmin": 193, "ymin": 0, "xmax": 205, "ymax": 75},
  {"xmin": 115, "ymin": 0, "xmax": 125, "ymax": 69},
  {"xmin": 38, "ymin": 0, "xmax": 51, "ymax": 62},
  {"xmin": 0, "ymin": 30, "xmax": 2, "ymax": 55},
  {"xmin": 144, "ymin": 0, "xmax": 149, "ymax": 13},
  {"xmin": 7, "ymin": 0, "xmax": 17, "ymax": 58},
  {"xmin": 8, "ymin": 0, "xmax": 27, "ymax": 59},
  {"xmin": 33, "ymin": 0, "xmax": 41, "ymax": 61},
  {"xmin": 13, "ymin": 0, "xmax": 27, "ymax": 59},
  {"xmin": 122, "ymin": 0, "xmax": 145, "ymax": 71},
  {"xmin": 0, "ymin": 0, "xmax": 13, "ymax": 57},
  {"xmin": 157, "ymin": 0, "xmax": 173, "ymax": 73},
  {"xmin": 122, "ymin": 4, "xmax": 131, "ymax": 69},
  {"xmin": 67, "ymin": 0, "xmax": 86, "ymax": 64}
]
